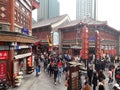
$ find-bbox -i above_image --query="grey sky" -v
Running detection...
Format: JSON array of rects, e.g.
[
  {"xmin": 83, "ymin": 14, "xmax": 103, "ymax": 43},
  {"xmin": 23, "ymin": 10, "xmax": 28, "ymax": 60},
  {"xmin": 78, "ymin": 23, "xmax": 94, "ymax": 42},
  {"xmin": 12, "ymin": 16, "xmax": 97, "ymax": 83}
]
[{"xmin": 32, "ymin": 0, "xmax": 120, "ymax": 30}]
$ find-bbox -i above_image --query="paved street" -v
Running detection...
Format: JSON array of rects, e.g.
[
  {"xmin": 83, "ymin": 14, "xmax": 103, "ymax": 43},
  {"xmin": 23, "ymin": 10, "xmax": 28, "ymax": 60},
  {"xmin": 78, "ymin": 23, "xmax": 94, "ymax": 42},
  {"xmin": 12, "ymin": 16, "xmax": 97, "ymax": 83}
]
[
  {"xmin": 28, "ymin": 70, "xmax": 67, "ymax": 90},
  {"xmin": 9, "ymin": 67, "xmax": 67, "ymax": 90},
  {"xmin": 8, "ymin": 63, "xmax": 119, "ymax": 90}
]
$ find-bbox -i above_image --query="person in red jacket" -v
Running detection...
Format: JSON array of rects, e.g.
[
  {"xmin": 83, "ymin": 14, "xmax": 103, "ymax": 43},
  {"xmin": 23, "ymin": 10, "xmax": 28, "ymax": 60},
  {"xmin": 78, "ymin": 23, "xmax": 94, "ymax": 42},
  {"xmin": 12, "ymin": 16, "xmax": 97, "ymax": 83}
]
[{"xmin": 57, "ymin": 60, "xmax": 63, "ymax": 83}]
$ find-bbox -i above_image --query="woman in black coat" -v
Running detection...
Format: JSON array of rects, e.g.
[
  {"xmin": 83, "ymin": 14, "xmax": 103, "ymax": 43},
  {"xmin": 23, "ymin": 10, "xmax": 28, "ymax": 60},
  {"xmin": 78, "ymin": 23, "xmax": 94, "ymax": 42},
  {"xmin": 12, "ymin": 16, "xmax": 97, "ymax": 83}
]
[{"xmin": 92, "ymin": 72, "xmax": 98, "ymax": 90}]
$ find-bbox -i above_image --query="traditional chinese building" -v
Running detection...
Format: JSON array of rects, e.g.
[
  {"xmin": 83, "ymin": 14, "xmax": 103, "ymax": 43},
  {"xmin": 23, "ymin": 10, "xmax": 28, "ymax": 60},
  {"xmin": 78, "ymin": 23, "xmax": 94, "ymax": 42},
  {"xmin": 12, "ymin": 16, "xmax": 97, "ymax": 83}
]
[
  {"xmin": 0, "ymin": 0, "xmax": 39, "ymax": 86},
  {"xmin": 58, "ymin": 18, "xmax": 120, "ymax": 60},
  {"xmin": 32, "ymin": 14, "xmax": 70, "ymax": 55}
]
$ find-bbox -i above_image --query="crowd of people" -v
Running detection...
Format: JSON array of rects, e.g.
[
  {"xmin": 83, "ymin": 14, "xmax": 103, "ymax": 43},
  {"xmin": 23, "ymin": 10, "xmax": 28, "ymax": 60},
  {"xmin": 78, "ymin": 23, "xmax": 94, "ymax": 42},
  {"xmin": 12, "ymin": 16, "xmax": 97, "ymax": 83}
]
[
  {"xmin": 34, "ymin": 52, "xmax": 70, "ymax": 85},
  {"xmin": 33, "ymin": 51, "xmax": 120, "ymax": 90},
  {"xmin": 82, "ymin": 54, "xmax": 120, "ymax": 90}
]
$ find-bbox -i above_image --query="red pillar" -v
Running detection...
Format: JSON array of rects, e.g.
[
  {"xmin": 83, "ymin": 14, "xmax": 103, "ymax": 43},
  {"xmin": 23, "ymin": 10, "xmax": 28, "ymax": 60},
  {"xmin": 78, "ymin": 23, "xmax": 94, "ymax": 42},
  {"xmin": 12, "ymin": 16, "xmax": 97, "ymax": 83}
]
[
  {"xmin": 8, "ymin": 46, "xmax": 14, "ymax": 86},
  {"xmin": 10, "ymin": 0, "xmax": 15, "ymax": 32},
  {"xmin": 9, "ymin": 0, "xmax": 14, "ymax": 86}
]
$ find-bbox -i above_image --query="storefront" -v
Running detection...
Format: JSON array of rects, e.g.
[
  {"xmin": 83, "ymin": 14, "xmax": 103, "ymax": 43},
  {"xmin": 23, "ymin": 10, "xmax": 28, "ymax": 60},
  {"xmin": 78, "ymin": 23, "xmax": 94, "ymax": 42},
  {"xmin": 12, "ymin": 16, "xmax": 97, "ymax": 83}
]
[
  {"xmin": 0, "ymin": 31, "xmax": 38, "ymax": 86},
  {"xmin": 59, "ymin": 18, "xmax": 119, "ymax": 59}
]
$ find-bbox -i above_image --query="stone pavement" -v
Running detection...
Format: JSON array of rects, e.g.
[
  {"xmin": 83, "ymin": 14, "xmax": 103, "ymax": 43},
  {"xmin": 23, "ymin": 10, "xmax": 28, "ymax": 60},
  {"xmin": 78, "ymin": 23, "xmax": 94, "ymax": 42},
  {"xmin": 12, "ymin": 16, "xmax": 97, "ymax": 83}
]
[
  {"xmin": 8, "ymin": 68, "xmax": 67, "ymax": 90},
  {"xmin": 8, "ymin": 72, "xmax": 38, "ymax": 90}
]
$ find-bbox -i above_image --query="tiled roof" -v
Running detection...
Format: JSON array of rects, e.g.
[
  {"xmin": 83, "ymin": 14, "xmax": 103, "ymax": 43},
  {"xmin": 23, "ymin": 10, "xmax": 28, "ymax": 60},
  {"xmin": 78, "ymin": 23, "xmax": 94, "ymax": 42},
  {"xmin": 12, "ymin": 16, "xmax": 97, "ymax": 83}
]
[
  {"xmin": 59, "ymin": 17, "xmax": 107, "ymax": 29},
  {"xmin": 32, "ymin": 14, "xmax": 70, "ymax": 29}
]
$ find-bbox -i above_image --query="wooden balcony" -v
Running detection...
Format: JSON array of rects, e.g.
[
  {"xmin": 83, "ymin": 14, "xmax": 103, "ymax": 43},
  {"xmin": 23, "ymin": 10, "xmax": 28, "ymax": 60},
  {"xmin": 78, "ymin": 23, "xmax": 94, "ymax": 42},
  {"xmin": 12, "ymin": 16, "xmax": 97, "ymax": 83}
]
[{"xmin": 0, "ymin": 31, "xmax": 38, "ymax": 43}]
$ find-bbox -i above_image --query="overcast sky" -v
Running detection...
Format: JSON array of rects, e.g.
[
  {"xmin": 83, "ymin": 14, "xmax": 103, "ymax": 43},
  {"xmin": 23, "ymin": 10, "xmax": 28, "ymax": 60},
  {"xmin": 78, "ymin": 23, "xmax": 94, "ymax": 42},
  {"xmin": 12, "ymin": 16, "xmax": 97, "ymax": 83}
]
[
  {"xmin": 59, "ymin": 0, "xmax": 120, "ymax": 30},
  {"xmin": 59, "ymin": 0, "xmax": 76, "ymax": 20},
  {"xmin": 33, "ymin": 0, "xmax": 120, "ymax": 30},
  {"xmin": 97, "ymin": 0, "xmax": 120, "ymax": 30}
]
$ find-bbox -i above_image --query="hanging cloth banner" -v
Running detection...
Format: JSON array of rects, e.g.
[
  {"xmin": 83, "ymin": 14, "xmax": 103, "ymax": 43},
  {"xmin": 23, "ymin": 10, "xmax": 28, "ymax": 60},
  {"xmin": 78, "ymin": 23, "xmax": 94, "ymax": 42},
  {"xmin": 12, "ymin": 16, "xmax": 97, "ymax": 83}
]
[{"xmin": 82, "ymin": 26, "xmax": 88, "ymax": 60}]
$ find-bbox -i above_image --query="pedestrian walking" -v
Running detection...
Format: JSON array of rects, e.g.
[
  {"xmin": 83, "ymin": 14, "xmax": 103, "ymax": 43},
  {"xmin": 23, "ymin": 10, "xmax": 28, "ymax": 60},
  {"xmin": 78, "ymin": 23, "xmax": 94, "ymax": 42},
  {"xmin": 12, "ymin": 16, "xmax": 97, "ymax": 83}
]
[
  {"xmin": 98, "ymin": 78, "xmax": 105, "ymax": 90},
  {"xmin": 35, "ymin": 55, "xmax": 39, "ymax": 66},
  {"xmin": 38, "ymin": 64, "xmax": 41, "ymax": 73},
  {"xmin": 108, "ymin": 68, "xmax": 113, "ymax": 83},
  {"xmin": 53, "ymin": 64, "xmax": 58, "ymax": 85},
  {"xmin": 58, "ymin": 67, "xmax": 63, "ymax": 83},
  {"xmin": 36, "ymin": 65, "xmax": 40, "ymax": 76},
  {"xmin": 57, "ymin": 60, "xmax": 63, "ymax": 83},
  {"xmin": 92, "ymin": 71, "xmax": 98, "ymax": 90},
  {"xmin": 43, "ymin": 59, "xmax": 48, "ymax": 71},
  {"xmin": 49, "ymin": 61, "xmax": 54, "ymax": 77},
  {"xmin": 87, "ymin": 65, "xmax": 93, "ymax": 85},
  {"xmin": 98, "ymin": 70, "xmax": 106, "ymax": 82}
]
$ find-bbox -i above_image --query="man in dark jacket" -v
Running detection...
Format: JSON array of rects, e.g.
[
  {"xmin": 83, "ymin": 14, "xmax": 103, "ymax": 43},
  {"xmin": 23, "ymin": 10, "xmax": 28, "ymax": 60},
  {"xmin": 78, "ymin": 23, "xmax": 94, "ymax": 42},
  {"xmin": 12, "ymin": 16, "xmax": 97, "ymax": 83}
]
[
  {"xmin": 87, "ymin": 65, "xmax": 93, "ymax": 85},
  {"xmin": 53, "ymin": 64, "xmax": 58, "ymax": 85}
]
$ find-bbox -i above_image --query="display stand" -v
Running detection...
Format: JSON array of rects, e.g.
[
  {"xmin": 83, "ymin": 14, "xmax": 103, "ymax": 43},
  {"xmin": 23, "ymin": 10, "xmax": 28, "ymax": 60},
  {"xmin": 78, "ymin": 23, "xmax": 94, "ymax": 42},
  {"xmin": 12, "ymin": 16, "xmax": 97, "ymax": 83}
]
[
  {"xmin": 67, "ymin": 61, "xmax": 86, "ymax": 90},
  {"xmin": 14, "ymin": 71, "xmax": 23, "ymax": 86}
]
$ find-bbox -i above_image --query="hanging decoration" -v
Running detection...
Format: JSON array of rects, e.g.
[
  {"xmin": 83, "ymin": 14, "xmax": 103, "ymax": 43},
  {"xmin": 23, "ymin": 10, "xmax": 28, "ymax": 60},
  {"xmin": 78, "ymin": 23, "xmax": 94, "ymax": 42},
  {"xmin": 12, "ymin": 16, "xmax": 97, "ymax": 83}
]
[{"xmin": 82, "ymin": 25, "xmax": 88, "ymax": 60}]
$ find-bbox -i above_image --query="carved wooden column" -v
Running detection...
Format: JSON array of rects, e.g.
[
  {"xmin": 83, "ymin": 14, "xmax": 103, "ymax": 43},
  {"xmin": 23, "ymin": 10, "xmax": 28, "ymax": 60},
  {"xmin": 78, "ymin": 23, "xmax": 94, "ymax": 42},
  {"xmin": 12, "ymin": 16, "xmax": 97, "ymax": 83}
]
[{"xmin": 10, "ymin": 0, "xmax": 14, "ymax": 32}]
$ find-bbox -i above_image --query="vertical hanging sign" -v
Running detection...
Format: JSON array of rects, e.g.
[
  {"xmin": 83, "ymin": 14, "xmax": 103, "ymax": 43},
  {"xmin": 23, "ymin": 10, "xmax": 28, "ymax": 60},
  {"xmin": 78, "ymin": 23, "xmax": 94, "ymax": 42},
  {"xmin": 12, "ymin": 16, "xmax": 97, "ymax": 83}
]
[
  {"xmin": 27, "ymin": 56, "xmax": 32, "ymax": 67},
  {"xmin": 0, "ymin": 63, "xmax": 6, "ymax": 79},
  {"xmin": 82, "ymin": 26, "xmax": 88, "ymax": 60}
]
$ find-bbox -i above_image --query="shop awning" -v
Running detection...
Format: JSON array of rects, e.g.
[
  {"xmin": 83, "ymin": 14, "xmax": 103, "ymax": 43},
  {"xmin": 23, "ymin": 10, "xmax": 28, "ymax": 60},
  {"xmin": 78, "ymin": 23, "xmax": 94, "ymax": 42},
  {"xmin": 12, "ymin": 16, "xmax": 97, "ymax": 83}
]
[{"xmin": 14, "ymin": 52, "xmax": 32, "ymax": 60}]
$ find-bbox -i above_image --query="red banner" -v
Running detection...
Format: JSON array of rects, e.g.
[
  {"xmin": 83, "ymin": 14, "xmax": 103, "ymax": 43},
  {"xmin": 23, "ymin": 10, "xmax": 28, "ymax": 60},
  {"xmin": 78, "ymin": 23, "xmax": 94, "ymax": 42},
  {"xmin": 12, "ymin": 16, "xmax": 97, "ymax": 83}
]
[
  {"xmin": 28, "ymin": 56, "xmax": 32, "ymax": 66},
  {"xmin": 82, "ymin": 26, "xmax": 88, "ymax": 60},
  {"xmin": 0, "ymin": 51, "xmax": 8, "ymax": 60},
  {"xmin": 0, "ymin": 63, "xmax": 6, "ymax": 79}
]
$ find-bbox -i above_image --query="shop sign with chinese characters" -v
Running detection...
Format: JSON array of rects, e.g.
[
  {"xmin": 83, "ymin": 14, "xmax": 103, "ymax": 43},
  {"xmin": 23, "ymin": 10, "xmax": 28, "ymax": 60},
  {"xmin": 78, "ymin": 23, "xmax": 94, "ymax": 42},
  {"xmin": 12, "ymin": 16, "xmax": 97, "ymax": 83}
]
[
  {"xmin": 0, "ymin": 63, "xmax": 6, "ymax": 79},
  {"xmin": 0, "ymin": 51, "xmax": 8, "ymax": 60}
]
